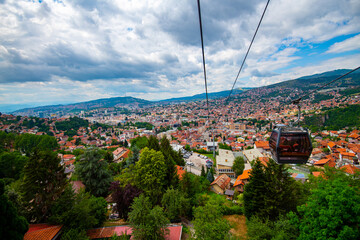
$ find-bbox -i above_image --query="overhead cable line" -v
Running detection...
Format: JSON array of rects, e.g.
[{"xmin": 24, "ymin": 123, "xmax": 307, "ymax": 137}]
[
  {"xmin": 224, "ymin": 0, "xmax": 271, "ymax": 105},
  {"xmin": 197, "ymin": 0, "xmax": 210, "ymax": 118},
  {"xmin": 197, "ymin": 0, "xmax": 216, "ymax": 158}
]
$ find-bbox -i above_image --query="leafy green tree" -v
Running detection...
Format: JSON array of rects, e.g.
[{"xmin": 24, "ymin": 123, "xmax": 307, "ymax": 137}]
[
  {"xmin": 219, "ymin": 143, "xmax": 231, "ymax": 150},
  {"xmin": 50, "ymin": 187, "xmax": 107, "ymax": 230},
  {"xmin": 61, "ymin": 229, "xmax": 89, "ymax": 240},
  {"xmin": 104, "ymin": 151, "xmax": 114, "ymax": 163},
  {"xmin": 290, "ymin": 177, "xmax": 360, "ymax": 240},
  {"xmin": 15, "ymin": 134, "xmax": 58, "ymax": 155},
  {"xmin": 244, "ymin": 159, "xmax": 305, "ymax": 221},
  {"xmin": 247, "ymin": 215, "xmax": 298, "ymax": 240},
  {"xmin": 193, "ymin": 202, "xmax": 230, "ymax": 240},
  {"xmin": 128, "ymin": 194, "xmax": 170, "ymax": 240},
  {"xmin": 161, "ymin": 188, "xmax": 190, "ymax": 221},
  {"xmin": 0, "ymin": 151, "xmax": 28, "ymax": 180},
  {"xmin": 148, "ymin": 135, "xmax": 160, "ymax": 151},
  {"xmin": 0, "ymin": 179, "xmax": 28, "ymax": 240},
  {"xmin": 76, "ymin": 148, "xmax": 112, "ymax": 197},
  {"xmin": 134, "ymin": 148, "xmax": 167, "ymax": 204},
  {"xmin": 21, "ymin": 150, "xmax": 67, "ymax": 222},
  {"xmin": 232, "ymin": 156, "xmax": 245, "ymax": 177},
  {"xmin": 130, "ymin": 136, "xmax": 149, "ymax": 149}
]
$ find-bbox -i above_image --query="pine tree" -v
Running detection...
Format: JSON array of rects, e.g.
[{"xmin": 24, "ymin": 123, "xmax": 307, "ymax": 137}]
[
  {"xmin": 206, "ymin": 170, "xmax": 214, "ymax": 183},
  {"xmin": 76, "ymin": 148, "xmax": 112, "ymax": 197},
  {"xmin": 21, "ymin": 150, "xmax": 67, "ymax": 222},
  {"xmin": 148, "ymin": 135, "xmax": 160, "ymax": 151},
  {"xmin": 201, "ymin": 165, "xmax": 206, "ymax": 177},
  {"xmin": 243, "ymin": 159, "xmax": 267, "ymax": 220}
]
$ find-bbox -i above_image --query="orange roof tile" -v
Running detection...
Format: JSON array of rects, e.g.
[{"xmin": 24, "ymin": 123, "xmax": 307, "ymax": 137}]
[
  {"xmin": 24, "ymin": 224, "xmax": 62, "ymax": 240},
  {"xmin": 175, "ymin": 165, "xmax": 186, "ymax": 180},
  {"xmin": 328, "ymin": 142, "xmax": 336, "ymax": 148},
  {"xmin": 340, "ymin": 165, "xmax": 360, "ymax": 175},
  {"xmin": 314, "ymin": 158, "xmax": 330, "ymax": 165}
]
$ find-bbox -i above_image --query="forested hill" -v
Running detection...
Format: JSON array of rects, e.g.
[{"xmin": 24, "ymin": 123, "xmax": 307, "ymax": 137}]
[
  {"xmin": 269, "ymin": 69, "xmax": 360, "ymax": 91},
  {"xmin": 12, "ymin": 97, "xmax": 152, "ymax": 116},
  {"xmin": 303, "ymin": 104, "xmax": 360, "ymax": 132}
]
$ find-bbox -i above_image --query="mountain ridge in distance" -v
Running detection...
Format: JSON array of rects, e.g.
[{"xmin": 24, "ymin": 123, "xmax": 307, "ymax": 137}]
[{"xmin": 10, "ymin": 68, "xmax": 360, "ymax": 116}]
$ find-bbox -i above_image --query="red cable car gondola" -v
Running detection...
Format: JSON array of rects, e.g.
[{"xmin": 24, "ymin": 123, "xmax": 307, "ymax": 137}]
[{"xmin": 269, "ymin": 125, "xmax": 313, "ymax": 164}]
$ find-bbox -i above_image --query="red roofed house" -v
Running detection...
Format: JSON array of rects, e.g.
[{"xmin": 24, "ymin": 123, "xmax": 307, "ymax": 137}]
[
  {"xmin": 340, "ymin": 164, "xmax": 360, "ymax": 175},
  {"xmin": 113, "ymin": 147, "xmax": 131, "ymax": 163},
  {"xmin": 254, "ymin": 141, "xmax": 270, "ymax": 153},
  {"xmin": 314, "ymin": 158, "xmax": 336, "ymax": 168},
  {"xmin": 233, "ymin": 169, "xmax": 251, "ymax": 193},
  {"xmin": 24, "ymin": 224, "xmax": 62, "ymax": 240},
  {"xmin": 175, "ymin": 165, "xmax": 186, "ymax": 180},
  {"xmin": 339, "ymin": 152, "xmax": 357, "ymax": 164},
  {"xmin": 210, "ymin": 174, "xmax": 231, "ymax": 195}
]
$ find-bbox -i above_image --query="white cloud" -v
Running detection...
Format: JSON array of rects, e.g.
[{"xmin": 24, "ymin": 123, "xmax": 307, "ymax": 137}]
[
  {"xmin": 0, "ymin": 0, "xmax": 359, "ymax": 108},
  {"xmin": 327, "ymin": 34, "xmax": 360, "ymax": 53}
]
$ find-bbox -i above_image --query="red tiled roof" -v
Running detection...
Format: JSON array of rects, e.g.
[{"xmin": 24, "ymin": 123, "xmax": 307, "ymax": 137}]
[
  {"xmin": 314, "ymin": 158, "xmax": 330, "ymax": 165},
  {"xmin": 87, "ymin": 225, "xmax": 182, "ymax": 240},
  {"xmin": 340, "ymin": 165, "xmax": 360, "ymax": 175},
  {"xmin": 24, "ymin": 224, "xmax": 62, "ymax": 240},
  {"xmin": 255, "ymin": 141, "xmax": 270, "ymax": 149},
  {"xmin": 175, "ymin": 165, "xmax": 186, "ymax": 180},
  {"xmin": 211, "ymin": 174, "xmax": 231, "ymax": 190},
  {"xmin": 233, "ymin": 169, "xmax": 252, "ymax": 187}
]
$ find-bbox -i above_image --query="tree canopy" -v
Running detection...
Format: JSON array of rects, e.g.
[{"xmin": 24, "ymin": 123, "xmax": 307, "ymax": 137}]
[
  {"xmin": 193, "ymin": 201, "xmax": 230, "ymax": 240},
  {"xmin": 290, "ymin": 171, "xmax": 360, "ymax": 240},
  {"xmin": 0, "ymin": 179, "xmax": 28, "ymax": 240},
  {"xmin": 232, "ymin": 156, "xmax": 245, "ymax": 177},
  {"xmin": 21, "ymin": 150, "xmax": 67, "ymax": 223},
  {"xmin": 134, "ymin": 148, "xmax": 167, "ymax": 204},
  {"xmin": 76, "ymin": 148, "xmax": 112, "ymax": 197},
  {"xmin": 244, "ymin": 159, "xmax": 306, "ymax": 221},
  {"xmin": 128, "ymin": 194, "xmax": 169, "ymax": 240}
]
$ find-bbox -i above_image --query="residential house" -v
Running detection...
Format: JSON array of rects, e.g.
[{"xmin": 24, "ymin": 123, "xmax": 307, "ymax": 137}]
[
  {"xmin": 113, "ymin": 147, "xmax": 130, "ymax": 163},
  {"xmin": 240, "ymin": 148, "xmax": 264, "ymax": 163},
  {"xmin": 254, "ymin": 140, "xmax": 270, "ymax": 154},
  {"xmin": 216, "ymin": 149, "xmax": 236, "ymax": 178},
  {"xmin": 210, "ymin": 174, "xmax": 231, "ymax": 195},
  {"xmin": 233, "ymin": 169, "xmax": 251, "ymax": 193},
  {"xmin": 314, "ymin": 158, "xmax": 336, "ymax": 168},
  {"xmin": 340, "ymin": 164, "xmax": 360, "ymax": 175}
]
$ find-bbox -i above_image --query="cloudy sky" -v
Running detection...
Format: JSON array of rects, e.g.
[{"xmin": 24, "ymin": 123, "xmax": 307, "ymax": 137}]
[{"xmin": 0, "ymin": 0, "xmax": 359, "ymax": 111}]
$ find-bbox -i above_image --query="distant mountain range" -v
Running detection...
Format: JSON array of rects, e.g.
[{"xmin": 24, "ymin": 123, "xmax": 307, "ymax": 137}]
[
  {"xmin": 158, "ymin": 88, "xmax": 252, "ymax": 103},
  {"xmin": 9, "ymin": 68, "xmax": 360, "ymax": 116}
]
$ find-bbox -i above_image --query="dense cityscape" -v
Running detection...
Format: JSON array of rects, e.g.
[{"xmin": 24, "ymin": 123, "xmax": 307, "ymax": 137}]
[
  {"xmin": 1, "ymin": 76, "xmax": 360, "ymax": 239},
  {"xmin": 1, "ymin": 0, "xmax": 360, "ymax": 239}
]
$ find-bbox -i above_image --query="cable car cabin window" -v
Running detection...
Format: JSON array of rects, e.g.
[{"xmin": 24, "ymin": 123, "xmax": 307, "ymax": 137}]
[
  {"xmin": 269, "ymin": 131, "xmax": 278, "ymax": 157},
  {"xmin": 277, "ymin": 133, "xmax": 312, "ymax": 164}
]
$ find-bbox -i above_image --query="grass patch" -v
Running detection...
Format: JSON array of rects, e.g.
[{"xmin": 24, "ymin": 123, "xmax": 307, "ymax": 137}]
[
  {"xmin": 103, "ymin": 219, "xmax": 128, "ymax": 227},
  {"xmin": 224, "ymin": 215, "xmax": 247, "ymax": 240}
]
